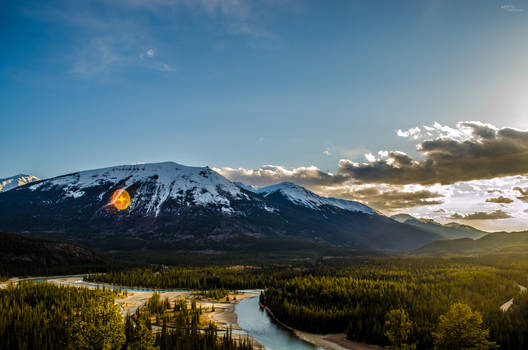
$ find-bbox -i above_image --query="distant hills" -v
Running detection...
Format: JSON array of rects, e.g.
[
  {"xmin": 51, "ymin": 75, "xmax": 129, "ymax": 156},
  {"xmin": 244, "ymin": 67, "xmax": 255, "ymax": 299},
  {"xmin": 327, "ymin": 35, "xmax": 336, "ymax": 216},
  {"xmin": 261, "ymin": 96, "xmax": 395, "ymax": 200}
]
[
  {"xmin": 391, "ymin": 213, "xmax": 487, "ymax": 240},
  {"xmin": 0, "ymin": 162, "xmax": 440, "ymax": 252},
  {"xmin": 0, "ymin": 231, "xmax": 108, "ymax": 276},
  {"xmin": 414, "ymin": 231, "xmax": 528, "ymax": 256}
]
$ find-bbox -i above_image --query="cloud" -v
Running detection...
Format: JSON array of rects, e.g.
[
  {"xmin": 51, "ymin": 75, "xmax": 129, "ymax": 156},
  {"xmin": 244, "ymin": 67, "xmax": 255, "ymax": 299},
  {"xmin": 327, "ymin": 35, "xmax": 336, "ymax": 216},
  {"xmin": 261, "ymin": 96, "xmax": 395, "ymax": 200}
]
[
  {"xmin": 104, "ymin": 0, "xmax": 254, "ymax": 18},
  {"xmin": 159, "ymin": 63, "xmax": 178, "ymax": 72},
  {"xmin": 323, "ymin": 149, "xmax": 331, "ymax": 156},
  {"xmin": 514, "ymin": 187, "xmax": 528, "ymax": 202},
  {"xmin": 26, "ymin": 0, "xmax": 291, "ymax": 77},
  {"xmin": 500, "ymin": 4, "xmax": 524, "ymax": 12},
  {"xmin": 216, "ymin": 121, "xmax": 528, "ymax": 217},
  {"xmin": 322, "ymin": 186, "xmax": 444, "ymax": 211},
  {"xmin": 486, "ymin": 196, "xmax": 514, "ymax": 204},
  {"xmin": 215, "ymin": 165, "xmax": 347, "ymax": 189},
  {"xmin": 338, "ymin": 121, "xmax": 528, "ymax": 185},
  {"xmin": 449, "ymin": 210, "xmax": 513, "ymax": 220},
  {"xmin": 396, "ymin": 127, "xmax": 422, "ymax": 139}
]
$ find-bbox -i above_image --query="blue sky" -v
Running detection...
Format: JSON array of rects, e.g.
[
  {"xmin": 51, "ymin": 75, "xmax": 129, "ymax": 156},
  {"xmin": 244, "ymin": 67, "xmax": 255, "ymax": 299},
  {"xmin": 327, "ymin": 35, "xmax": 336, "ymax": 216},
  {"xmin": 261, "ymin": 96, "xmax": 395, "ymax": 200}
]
[
  {"xmin": 2, "ymin": 0, "xmax": 528, "ymax": 230},
  {"xmin": 1, "ymin": 0, "xmax": 526, "ymax": 178}
]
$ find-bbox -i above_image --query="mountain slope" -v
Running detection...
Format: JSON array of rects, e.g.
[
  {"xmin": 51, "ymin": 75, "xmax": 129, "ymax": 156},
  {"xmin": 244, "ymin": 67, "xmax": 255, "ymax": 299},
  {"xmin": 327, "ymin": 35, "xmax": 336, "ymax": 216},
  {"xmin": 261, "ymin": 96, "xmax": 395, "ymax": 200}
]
[
  {"xmin": 249, "ymin": 182, "xmax": 439, "ymax": 250},
  {"xmin": 0, "ymin": 162, "xmax": 280, "ymax": 246},
  {"xmin": 391, "ymin": 214, "xmax": 487, "ymax": 240},
  {"xmin": 0, "ymin": 174, "xmax": 39, "ymax": 192},
  {"xmin": 414, "ymin": 231, "xmax": 528, "ymax": 256},
  {"xmin": 252, "ymin": 182, "xmax": 377, "ymax": 215},
  {"xmin": 0, "ymin": 231, "xmax": 108, "ymax": 276},
  {"xmin": 0, "ymin": 162, "xmax": 439, "ymax": 251}
]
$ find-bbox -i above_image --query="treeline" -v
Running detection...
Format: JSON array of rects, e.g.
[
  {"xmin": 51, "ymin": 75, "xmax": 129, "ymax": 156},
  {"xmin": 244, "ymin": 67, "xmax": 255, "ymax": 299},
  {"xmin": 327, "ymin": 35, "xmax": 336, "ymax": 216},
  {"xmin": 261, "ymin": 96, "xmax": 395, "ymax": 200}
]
[
  {"xmin": 260, "ymin": 261, "xmax": 528, "ymax": 350},
  {"xmin": 0, "ymin": 281, "xmax": 124, "ymax": 349},
  {"xmin": 0, "ymin": 282, "xmax": 255, "ymax": 350},
  {"xmin": 86, "ymin": 255, "xmax": 528, "ymax": 349},
  {"xmin": 127, "ymin": 292, "xmax": 253, "ymax": 350},
  {"xmin": 86, "ymin": 266, "xmax": 301, "ymax": 290},
  {"xmin": 0, "ymin": 231, "xmax": 125, "ymax": 277}
]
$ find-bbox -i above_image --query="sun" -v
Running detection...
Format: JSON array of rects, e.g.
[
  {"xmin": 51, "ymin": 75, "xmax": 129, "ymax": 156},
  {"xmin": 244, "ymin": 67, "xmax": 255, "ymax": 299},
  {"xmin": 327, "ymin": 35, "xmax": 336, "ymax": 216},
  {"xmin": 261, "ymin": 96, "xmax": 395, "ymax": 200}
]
[{"xmin": 111, "ymin": 189, "xmax": 131, "ymax": 210}]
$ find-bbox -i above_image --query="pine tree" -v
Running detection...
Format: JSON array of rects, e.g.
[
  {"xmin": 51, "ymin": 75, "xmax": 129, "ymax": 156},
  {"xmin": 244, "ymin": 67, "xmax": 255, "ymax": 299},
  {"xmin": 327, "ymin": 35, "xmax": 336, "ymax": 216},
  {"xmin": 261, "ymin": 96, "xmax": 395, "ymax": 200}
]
[
  {"xmin": 433, "ymin": 303, "xmax": 497, "ymax": 350},
  {"xmin": 384, "ymin": 308, "xmax": 416, "ymax": 350}
]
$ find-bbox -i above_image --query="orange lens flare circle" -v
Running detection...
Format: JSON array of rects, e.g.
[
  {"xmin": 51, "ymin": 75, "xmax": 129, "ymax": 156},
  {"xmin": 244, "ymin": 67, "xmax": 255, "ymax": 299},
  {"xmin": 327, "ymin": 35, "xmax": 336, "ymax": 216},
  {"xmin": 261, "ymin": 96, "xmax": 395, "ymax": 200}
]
[{"xmin": 111, "ymin": 189, "xmax": 131, "ymax": 210}]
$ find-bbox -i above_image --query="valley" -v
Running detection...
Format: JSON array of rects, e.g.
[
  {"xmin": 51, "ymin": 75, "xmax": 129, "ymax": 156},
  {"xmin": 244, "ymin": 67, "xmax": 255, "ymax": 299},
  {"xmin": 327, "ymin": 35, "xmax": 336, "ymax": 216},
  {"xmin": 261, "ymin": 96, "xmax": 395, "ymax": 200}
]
[{"xmin": 1, "ymin": 162, "xmax": 527, "ymax": 350}]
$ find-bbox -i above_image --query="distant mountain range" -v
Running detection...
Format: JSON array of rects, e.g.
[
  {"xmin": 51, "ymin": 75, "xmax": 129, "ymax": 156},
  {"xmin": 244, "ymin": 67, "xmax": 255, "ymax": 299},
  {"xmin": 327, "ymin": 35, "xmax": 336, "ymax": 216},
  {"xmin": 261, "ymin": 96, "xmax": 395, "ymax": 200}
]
[
  {"xmin": 0, "ymin": 174, "xmax": 39, "ymax": 192},
  {"xmin": 414, "ymin": 231, "xmax": 528, "ymax": 256},
  {"xmin": 0, "ymin": 161, "xmax": 442, "ymax": 251},
  {"xmin": 391, "ymin": 213, "xmax": 487, "ymax": 240}
]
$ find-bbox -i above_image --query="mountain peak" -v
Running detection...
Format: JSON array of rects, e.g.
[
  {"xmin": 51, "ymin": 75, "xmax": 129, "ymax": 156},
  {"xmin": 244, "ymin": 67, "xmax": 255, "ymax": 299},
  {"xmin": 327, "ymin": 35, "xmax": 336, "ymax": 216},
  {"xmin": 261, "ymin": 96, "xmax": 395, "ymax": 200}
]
[
  {"xmin": 255, "ymin": 182, "xmax": 377, "ymax": 214},
  {"xmin": 0, "ymin": 174, "xmax": 40, "ymax": 192},
  {"xmin": 25, "ymin": 161, "xmax": 248, "ymax": 216}
]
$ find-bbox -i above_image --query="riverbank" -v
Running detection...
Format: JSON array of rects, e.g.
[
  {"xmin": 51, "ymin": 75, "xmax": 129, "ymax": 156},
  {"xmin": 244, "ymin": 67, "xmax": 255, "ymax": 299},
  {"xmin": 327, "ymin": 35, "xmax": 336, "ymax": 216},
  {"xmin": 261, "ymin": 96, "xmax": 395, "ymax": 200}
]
[
  {"xmin": 500, "ymin": 283, "xmax": 527, "ymax": 312},
  {"xmin": 198, "ymin": 291, "xmax": 261, "ymax": 330},
  {"xmin": 191, "ymin": 291, "xmax": 265, "ymax": 349},
  {"xmin": 260, "ymin": 301, "xmax": 383, "ymax": 350}
]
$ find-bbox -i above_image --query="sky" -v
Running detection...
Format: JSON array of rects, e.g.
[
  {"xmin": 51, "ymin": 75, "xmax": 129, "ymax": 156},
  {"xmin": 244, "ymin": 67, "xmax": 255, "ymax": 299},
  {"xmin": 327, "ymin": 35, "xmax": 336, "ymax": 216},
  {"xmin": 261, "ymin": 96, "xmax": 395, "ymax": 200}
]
[{"xmin": 1, "ymin": 0, "xmax": 528, "ymax": 231}]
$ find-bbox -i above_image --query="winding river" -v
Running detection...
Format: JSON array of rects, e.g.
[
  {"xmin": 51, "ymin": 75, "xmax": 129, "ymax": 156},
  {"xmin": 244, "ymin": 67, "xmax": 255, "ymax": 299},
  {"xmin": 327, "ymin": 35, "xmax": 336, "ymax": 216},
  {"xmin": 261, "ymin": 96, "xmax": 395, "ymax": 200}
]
[
  {"xmin": 236, "ymin": 296, "xmax": 324, "ymax": 350},
  {"xmin": 27, "ymin": 276, "xmax": 324, "ymax": 350}
]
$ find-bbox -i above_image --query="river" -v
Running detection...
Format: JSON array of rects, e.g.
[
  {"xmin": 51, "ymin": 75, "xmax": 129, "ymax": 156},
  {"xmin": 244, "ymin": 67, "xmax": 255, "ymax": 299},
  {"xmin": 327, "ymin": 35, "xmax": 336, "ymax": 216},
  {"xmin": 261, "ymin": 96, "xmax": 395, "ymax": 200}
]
[
  {"xmin": 236, "ymin": 296, "xmax": 324, "ymax": 350},
  {"xmin": 26, "ymin": 276, "xmax": 325, "ymax": 350}
]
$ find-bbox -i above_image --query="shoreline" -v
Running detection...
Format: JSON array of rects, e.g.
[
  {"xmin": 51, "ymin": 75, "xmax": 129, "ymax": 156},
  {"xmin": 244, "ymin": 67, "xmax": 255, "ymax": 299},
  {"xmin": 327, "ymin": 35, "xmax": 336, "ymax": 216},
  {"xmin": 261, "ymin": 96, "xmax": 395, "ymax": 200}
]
[
  {"xmin": 201, "ymin": 291, "xmax": 264, "ymax": 349},
  {"xmin": 5, "ymin": 274, "xmax": 382, "ymax": 350},
  {"xmin": 259, "ymin": 301, "xmax": 383, "ymax": 350},
  {"xmin": 11, "ymin": 274, "xmax": 265, "ymax": 349}
]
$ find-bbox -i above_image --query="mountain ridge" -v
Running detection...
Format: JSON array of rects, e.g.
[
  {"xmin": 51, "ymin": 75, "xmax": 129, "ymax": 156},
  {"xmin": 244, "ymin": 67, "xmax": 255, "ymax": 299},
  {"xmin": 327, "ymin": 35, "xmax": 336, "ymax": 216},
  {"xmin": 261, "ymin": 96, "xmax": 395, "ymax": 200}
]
[
  {"xmin": 0, "ymin": 161, "xmax": 440, "ymax": 252},
  {"xmin": 391, "ymin": 213, "xmax": 487, "ymax": 240},
  {"xmin": 0, "ymin": 174, "xmax": 40, "ymax": 192},
  {"xmin": 239, "ymin": 181, "xmax": 377, "ymax": 215}
]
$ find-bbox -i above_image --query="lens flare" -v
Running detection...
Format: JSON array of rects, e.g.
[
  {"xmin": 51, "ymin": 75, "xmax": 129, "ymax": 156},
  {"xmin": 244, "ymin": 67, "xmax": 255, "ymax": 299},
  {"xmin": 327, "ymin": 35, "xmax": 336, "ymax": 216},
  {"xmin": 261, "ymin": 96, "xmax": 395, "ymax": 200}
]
[{"xmin": 111, "ymin": 189, "xmax": 131, "ymax": 210}]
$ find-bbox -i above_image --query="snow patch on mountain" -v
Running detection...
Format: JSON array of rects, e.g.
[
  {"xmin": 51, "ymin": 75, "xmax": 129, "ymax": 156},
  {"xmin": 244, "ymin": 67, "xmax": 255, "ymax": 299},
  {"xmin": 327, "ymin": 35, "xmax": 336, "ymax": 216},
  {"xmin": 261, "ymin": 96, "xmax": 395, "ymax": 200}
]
[
  {"xmin": 0, "ymin": 174, "xmax": 40, "ymax": 192},
  {"xmin": 324, "ymin": 197, "xmax": 378, "ymax": 215},
  {"xmin": 233, "ymin": 182, "xmax": 257, "ymax": 193},
  {"xmin": 28, "ymin": 162, "xmax": 249, "ymax": 216},
  {"xmin": 245, "ymin": 181, "xmax": 377, "ymax": 214}
]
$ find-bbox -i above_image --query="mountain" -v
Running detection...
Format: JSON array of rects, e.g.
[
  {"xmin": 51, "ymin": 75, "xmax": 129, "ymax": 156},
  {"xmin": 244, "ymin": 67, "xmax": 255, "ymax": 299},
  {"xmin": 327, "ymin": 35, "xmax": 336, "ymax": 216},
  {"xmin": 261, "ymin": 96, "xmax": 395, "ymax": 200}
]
[
  {"xmin": 252, "ymin": 182, "xmax": 377, "ymax": 215},
  {"xmin": 414, "ymin": 231, "xmax": 528, "ymax": 256},
  {"xmin": 391, "ymin": 213, "xmax": 487, "ymax": 240},
  {"xmin": 0, "ymin": 231, "xmax": 108, "ymax": 276},
  {"xmin": 0, "ymin": 162, "xmax": 440, "ymax": 251},
  {"xmin": 0, "ymin": 174, "xmax": 39, "ymax": 192}
]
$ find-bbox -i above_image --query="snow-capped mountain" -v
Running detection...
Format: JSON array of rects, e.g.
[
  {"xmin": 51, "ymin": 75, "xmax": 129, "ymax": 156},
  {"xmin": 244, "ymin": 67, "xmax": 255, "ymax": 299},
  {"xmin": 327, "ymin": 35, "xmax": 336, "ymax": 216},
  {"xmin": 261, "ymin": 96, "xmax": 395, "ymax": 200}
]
[
  {"xmin": 0, "ymin": 161, "xmax": 440, "ymax": 251},
  {"xmin": 28, "ymin": 162, "xmax": 251, "ymax": 216},
  {"xmin": 249, "ymin": 182, "xmax": 377, "ymax": 215},
  {"xmin": 0, "ymin": 174, "xmax": 39, "ymax": 192}
]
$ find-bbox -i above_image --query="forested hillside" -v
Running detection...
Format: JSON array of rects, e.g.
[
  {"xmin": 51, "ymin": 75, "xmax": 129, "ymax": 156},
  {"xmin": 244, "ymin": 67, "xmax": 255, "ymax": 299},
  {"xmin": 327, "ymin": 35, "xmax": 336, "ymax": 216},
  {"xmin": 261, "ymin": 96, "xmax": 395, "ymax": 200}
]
[
  {"xmin": 0, "ymin": 282, "xmax": 255, "ymax": 350},
  {"xmin": 414, "ymin": 232, "xmax": 528, "ymax": 256},
  {"xmin": 0, "ymin": 232, "xmax": 111, "ymax": 277},
  {"xmin": 261, "ymin": 257, "xmax": 528, "ymax": 349},
  {"xmin": 87, "ymin": 255, "xmax": 528, "ymax": 350}
]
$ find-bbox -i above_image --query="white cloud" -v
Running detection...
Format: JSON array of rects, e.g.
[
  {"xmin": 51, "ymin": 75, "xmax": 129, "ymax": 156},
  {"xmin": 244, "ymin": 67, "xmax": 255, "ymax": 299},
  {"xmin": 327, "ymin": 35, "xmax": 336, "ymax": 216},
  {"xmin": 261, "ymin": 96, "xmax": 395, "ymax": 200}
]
[
  {"xmin": 364, "ymin": 153, "xmax": 376, "ymax": 162},
  {"xmin": 159, "ymin": 63, "xmax": 178, "ymax": 72},
  {"xmin": 396, "ymin": 127, "xmax": 421, "ymax": 139}
]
